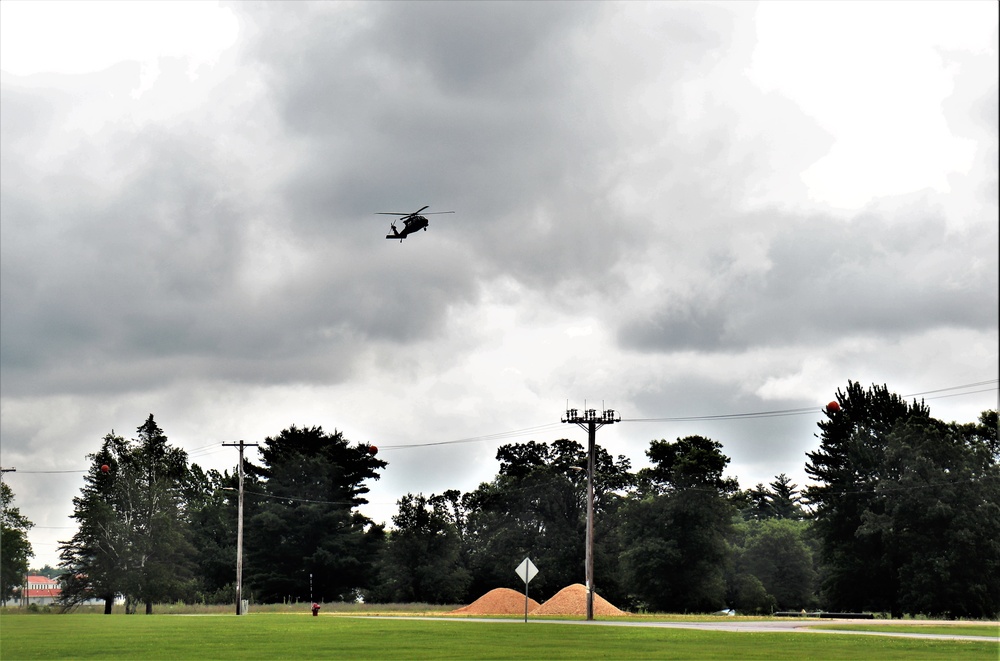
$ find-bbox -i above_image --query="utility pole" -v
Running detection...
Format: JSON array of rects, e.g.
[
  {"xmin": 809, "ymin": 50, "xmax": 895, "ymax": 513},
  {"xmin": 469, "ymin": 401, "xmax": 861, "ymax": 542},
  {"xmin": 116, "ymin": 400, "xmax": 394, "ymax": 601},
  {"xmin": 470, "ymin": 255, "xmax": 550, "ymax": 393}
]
[
  {"xmin": 0, "ymin": 466, "xmax": 16, "ymax": 500},
  {"xmin": 0, "ymin": 466, "xmax": 15, "ymax": 486},
  {"xmin": 223, "ymin": 441, "xmax": 258, "ymax": 615},
  {"xmin": 1, "ymin": 468, "xmax": 18, "ymax": 608},
  {"xmin": 562, "ymin": 407, "xmax": 620, "ymax": 621}
]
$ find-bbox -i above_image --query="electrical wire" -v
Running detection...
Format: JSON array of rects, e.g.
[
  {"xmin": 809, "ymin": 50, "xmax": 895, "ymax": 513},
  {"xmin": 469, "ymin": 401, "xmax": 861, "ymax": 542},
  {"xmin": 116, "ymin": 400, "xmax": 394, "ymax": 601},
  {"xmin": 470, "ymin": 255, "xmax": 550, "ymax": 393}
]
[
  {"xmin": 378, "ymin": 422, "xmax": 566, "ymax": 450},
  {"xmin": 8, "ymin": 379, "xmax": 996, "ymax": 469},
  {"xmin": 186, "ymin": 443, "xmax": 229, "ymax": 459},
  {"xmin": 905, "ymin": 379, "xmax": 997, "ymax": 396},
  {"xmin": 623, "ymin": 379, "xmax": 998, "ymax": 423},
  {"xmin": 232, "ymin": 487, "xmax": 395, "ymax": 507}
]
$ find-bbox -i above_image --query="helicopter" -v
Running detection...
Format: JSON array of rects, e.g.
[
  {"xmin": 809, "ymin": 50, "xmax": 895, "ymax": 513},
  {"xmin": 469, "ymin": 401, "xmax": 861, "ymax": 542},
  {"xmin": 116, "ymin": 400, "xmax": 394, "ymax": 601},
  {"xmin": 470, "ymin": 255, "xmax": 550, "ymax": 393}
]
[{"xmin": 378, "ymin": 206, "xmax": 454, "ymax": 241}]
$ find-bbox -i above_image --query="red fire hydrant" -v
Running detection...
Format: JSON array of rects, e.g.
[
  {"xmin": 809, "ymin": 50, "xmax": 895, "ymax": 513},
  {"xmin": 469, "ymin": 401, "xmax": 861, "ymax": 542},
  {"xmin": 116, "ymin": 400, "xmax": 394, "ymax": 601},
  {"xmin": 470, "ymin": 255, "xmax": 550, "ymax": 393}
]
[{"xmin": 311, "ymin": 602, "xmax": 320, "ymax": 617}]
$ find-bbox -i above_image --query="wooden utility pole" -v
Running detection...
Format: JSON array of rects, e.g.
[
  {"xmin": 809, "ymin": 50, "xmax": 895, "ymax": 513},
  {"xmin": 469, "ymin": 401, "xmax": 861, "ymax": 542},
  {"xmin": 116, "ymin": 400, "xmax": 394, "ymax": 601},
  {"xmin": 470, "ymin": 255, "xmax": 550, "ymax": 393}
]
[
  {"xmin": 1, "ymin": 468, "xmax": 18, "ymax": 608},
  {"xmin": 561, "ymin": 407, "xmax": 620, "ymax": 621},
  {"xmin": 223, "ymin": 441, "xmax": 258, "ymax": 615}
]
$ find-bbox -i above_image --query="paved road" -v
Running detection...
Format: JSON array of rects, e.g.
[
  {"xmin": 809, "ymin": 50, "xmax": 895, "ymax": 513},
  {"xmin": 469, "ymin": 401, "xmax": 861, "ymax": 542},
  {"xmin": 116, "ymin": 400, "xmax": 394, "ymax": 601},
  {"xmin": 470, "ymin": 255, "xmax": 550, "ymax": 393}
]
[{"xmin": 357, "ymin": 616, "xmax": 998, "ymax": 642}]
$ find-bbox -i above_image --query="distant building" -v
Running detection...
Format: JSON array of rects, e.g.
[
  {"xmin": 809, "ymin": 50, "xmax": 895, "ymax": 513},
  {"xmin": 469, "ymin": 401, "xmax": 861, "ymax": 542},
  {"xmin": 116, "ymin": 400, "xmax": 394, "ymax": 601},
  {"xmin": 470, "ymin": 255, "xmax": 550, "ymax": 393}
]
[
  {"xmin": 14, "ymin": 574, "xmax": 116, "ymax": 608},
  {"xmin": 19, "ymin": 575, "xmax": 61, "ymax": 606}
]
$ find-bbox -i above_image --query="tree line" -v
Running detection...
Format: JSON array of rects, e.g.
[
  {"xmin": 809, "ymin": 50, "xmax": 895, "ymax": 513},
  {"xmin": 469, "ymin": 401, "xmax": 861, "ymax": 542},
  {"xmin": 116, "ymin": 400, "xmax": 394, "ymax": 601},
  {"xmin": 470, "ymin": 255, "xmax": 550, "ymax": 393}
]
[{"xmin": 2, "ymin": 382, "xmax": 994, "ymax": 617}]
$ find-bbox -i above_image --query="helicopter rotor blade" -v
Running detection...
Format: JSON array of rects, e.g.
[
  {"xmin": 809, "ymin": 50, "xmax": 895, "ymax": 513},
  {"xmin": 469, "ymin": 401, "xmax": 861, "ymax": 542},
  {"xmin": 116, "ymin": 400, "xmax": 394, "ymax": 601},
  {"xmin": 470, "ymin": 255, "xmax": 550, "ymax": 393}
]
[
  {"xmin": 422, "ymin": 211, "xmax": 455, "ymax": 215},
  {"xmin": 414, "ymin": 206, "xmax": 430, "ymax": 215}
]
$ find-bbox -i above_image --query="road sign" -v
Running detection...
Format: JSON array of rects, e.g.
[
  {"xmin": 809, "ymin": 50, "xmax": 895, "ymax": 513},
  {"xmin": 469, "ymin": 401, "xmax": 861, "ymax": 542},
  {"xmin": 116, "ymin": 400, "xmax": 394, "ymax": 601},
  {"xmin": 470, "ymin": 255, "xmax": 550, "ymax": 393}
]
[
  {"xmin": 515, "ymin": 557, "xmax": 538, "ymax": 584},
  {"xmin": 515, "ymin": 558, "xmax": 539, "ymax": 622}
]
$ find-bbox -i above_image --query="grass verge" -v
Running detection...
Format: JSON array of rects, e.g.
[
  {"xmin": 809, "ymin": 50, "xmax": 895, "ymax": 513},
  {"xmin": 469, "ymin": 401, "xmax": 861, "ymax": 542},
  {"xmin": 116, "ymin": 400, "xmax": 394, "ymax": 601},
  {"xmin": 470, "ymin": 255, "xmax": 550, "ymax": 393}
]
[
  {"xmin": 1, "ymin": 613, "xmax": 997, "ymax": 660},
  {"xmin": 811, "ymin": 622, "xmax": 999, "ymax": 638}
]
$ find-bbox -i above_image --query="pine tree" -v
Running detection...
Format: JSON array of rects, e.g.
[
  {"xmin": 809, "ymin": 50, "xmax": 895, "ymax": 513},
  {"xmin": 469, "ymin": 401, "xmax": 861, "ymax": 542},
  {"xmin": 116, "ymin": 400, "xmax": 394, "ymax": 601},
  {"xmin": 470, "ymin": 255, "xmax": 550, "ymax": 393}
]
[
  {"xmin": 59, "ymin": 417, "xmax": 194, "ymax": 613},
  {"xmin": 244, "ymin": 425, "xmax": 386, "ymax": 603},
  {"xmin": 59, "ymin": 433, "xmax": 130, "ymax": 613},
  {"xmin": 805, "ymin": 381, "xmax": 929, "ymax": 614}
]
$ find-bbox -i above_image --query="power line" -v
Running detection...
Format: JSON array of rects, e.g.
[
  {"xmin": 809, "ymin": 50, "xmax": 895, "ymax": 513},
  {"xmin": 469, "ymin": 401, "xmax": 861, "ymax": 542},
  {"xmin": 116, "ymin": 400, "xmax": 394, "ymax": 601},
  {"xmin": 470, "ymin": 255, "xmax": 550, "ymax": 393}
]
[
  {"xmin": 918, "ymin": 387, "xmax": 996, "ymax": 401},
  {"xmin": 229, "ymin": 487, "xmax": 371, "ymax": 507},
  {"xmin": 187, "ymin": 443, "xmax": 228, "ymax": 459},
  {"xmin": 378, "ymin": 422, "xmax": 566, "ymax": 450},
  {"xmin": 623, "ymin": 379, "xmax": 998, "ymax": 424},
  {"xmin": 906, "ymin": 379, "xmax": 997, "ymax": 396},
  {"xmin": 7, "ymin": 379, "xmax": 996, "ymax": 471},
  {"xmin": 623, "ymin": 407, "xmax": 817, "ymax": 423}
]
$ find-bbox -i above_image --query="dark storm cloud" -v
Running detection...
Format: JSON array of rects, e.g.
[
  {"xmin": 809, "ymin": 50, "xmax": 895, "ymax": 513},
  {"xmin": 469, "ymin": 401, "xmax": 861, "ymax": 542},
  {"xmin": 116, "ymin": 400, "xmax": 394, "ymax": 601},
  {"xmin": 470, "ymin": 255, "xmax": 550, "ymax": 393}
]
[
  {"xmin": 4, "ymin": 6, "xmax": 539, "ymax": 399},
  {"xmin": 4, "ymin": 2, "xmax": 994, "ymax": 409},
  {"xmin": 617, "ymin": 210, "xmax": 999, "ymax": 353},
  {"xmin": 0, "ymin": 73, "xmax": 421, "ymax": 397},
  {"xmin": 236, "ymin": 1, "xmax": 738, "ymax": 296}
]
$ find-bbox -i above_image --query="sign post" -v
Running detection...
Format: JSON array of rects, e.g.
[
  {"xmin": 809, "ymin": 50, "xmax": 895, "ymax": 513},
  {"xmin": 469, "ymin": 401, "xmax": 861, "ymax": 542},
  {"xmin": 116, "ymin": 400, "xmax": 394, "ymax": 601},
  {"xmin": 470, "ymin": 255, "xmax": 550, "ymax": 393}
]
[{"xmin": 515, "ymin": 558, "xmax": 539, "ymax": 623}]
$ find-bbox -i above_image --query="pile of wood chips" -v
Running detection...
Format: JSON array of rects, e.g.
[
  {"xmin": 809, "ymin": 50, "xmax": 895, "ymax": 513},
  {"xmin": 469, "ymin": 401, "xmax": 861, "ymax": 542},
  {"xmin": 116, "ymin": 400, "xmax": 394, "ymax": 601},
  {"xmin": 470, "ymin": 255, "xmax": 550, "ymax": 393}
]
[
  {"xmin": 531, "ymin": 583, "xmax": 627, "ymax": 616},
  {"xmin": 450, "ymin": 587, "xmax": 540, "ymax": 615},
  {"xmin": 451, "ymin": 583, "xmax": 627, "ymax": 616}
]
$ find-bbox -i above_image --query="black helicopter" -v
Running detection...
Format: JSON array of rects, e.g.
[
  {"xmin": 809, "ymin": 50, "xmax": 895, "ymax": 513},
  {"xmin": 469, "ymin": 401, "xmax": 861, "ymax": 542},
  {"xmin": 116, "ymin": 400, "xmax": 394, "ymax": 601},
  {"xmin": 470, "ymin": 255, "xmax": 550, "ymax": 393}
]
[{"xmin": 378, "ymin": 206, "xmax": 454, "ymax": 241}]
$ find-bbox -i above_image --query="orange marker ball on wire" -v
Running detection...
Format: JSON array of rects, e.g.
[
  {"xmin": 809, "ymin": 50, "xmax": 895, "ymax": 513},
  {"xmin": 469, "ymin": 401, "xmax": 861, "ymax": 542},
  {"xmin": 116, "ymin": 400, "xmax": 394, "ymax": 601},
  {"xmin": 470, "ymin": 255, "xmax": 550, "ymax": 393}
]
[
  {"xmin": 101, "ymin": 464, "xmax": 110, "ymax": 473},
  {"xmin": 368, "ymin": 445, "xmax": 378, "ymax": 456},
  {"xmin": 827, "ymin": 401, "xmax": 840, "ymax": 413}
]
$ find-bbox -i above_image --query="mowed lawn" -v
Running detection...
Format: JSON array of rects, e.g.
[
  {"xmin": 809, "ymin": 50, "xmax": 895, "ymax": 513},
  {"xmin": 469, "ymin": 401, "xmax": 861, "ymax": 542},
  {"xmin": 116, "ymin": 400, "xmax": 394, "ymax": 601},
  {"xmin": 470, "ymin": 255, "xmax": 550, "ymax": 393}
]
[
  {"xmin": 1, "ymin": 613, "xmax": 997, "ymax": 661},
  {"xmin": 813, "ymin": 622, "xmax": 1000, "ymax": 638}
]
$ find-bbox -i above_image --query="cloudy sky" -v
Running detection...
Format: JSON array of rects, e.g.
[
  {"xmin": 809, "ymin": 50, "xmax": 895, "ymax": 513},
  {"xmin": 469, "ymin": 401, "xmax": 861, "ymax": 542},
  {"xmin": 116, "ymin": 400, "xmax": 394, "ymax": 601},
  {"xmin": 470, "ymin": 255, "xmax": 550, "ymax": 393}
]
[{"xmin": 2, "ymin": 1, "xmax": 997, "ymax": 569}]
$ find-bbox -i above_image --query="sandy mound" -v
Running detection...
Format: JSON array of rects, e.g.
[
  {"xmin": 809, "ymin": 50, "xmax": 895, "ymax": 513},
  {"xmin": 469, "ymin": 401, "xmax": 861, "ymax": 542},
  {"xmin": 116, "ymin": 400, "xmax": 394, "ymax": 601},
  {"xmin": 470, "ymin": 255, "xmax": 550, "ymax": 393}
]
[
  {"xmin": 450, "ymin": 587, "xmax": 540, "ymax": 615},
  {"xmin": 532, "ymin": 583, "xmax": 628, "ymax": 616}
]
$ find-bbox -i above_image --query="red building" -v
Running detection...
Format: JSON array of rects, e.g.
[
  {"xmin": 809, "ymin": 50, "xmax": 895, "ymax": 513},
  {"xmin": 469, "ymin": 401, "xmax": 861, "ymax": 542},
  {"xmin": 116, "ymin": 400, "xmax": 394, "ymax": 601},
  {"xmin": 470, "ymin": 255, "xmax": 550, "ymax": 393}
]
[{"xmin": 18, "ymin": 575, "xmax": 61, "ymax": 606}]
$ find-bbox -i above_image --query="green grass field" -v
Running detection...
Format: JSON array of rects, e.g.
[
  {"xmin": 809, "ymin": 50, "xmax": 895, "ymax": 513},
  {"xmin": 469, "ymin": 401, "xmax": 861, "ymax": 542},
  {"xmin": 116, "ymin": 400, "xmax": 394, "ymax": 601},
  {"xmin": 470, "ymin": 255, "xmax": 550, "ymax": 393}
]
[
  {"xmin": 812, "ymin": 622, "xmax": 999, "ymax": 638},
  {"xmin": 1, "ymin": 613, "xmax": 997, "ymax": 661}
]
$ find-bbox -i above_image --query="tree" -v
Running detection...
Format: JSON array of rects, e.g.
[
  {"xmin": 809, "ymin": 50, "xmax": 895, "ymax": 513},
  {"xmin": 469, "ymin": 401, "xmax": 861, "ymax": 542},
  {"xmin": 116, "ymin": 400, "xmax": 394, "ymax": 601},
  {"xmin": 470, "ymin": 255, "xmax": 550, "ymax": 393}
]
[
  {"xmin": 737, "ymin": 475, "xmax": 805, "ymax": 521},
  {"xmin": 729, "ymin": 518, "xmax": 817, "ymax": 613},
  {"xmin": 639, "ymin": 435, "xmax": 738, "ymax": 495},
  {"xmin": 27, "ymin": 565, "xmax": 61, "ymax": 579},
  {"xmin": 183, "ymin": 466, "xmax": 239, "ymax": 603},
  {"xmin": 620, "ymin": 436, "xmax": 737, "ymax": 612},
  {"xmin": 739, "ymin": 483, "xmax": 774, "ymax": 521},
  {"xmin": 1, "ymin": 481, "xmax": 34, "ymax": 605},
  {"xmin": 767, "ymin": 474, "xmax": 806, "ymax": 520},
  {"xmin": 461, "ymin": 440, "xmax": 632, "ymax": 603},
  {"xmin": 805, "ymin": 381, "xmax": 929, "ymax": 614},
  {"xmin": 59, "ymin": 432, "xmax": 130, "ymax": 613},
  {"xmin": 463, "ymin": 441, "xmax": 586, "ymax": 602},
  {"xmin": 59, "ymin": 416, "xmax": 195, "ymax": 613},
  {"xmin": 861, "ymin": 412, "xmax": 999, "ymax": 617},
  {"xmin": 128, "ymin": 415, "xmax": 196, "ymax": 613},
  {"xmin": 373, "ymin": 491, "xmax": 470, "ymax": 603},
  {"xmin": 244, "ymin": 425, "xmax": 386, "ymax": 603}
]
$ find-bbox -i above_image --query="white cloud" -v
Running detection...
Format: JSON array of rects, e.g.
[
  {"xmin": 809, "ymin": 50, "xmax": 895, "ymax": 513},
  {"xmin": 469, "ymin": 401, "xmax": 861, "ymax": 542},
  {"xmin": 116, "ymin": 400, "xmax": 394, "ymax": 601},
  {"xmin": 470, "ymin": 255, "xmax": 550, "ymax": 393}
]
[
  {"xmin": 749, "ymin": 0, "xmax": 994, "ymax": 210},
  {"xmin": 0, "ymin": 1, "xmax": 239, "ymax": 78}
]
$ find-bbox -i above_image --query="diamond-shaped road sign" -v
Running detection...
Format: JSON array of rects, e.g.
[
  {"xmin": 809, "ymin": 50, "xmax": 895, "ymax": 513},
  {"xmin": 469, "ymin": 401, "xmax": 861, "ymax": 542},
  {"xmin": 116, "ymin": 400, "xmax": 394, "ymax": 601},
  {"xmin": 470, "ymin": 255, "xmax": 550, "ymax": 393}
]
[{"xmin": 515, "ymin": 557, "xmax": 538, "ymax": 584}]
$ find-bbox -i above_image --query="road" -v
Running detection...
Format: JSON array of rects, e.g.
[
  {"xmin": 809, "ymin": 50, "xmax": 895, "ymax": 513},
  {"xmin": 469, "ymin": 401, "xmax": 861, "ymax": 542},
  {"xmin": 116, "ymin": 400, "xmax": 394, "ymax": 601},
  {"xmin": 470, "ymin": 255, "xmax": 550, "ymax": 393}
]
[{"xmin": 360, "ymin": 616, "xmax": 998, "ymax": 642}]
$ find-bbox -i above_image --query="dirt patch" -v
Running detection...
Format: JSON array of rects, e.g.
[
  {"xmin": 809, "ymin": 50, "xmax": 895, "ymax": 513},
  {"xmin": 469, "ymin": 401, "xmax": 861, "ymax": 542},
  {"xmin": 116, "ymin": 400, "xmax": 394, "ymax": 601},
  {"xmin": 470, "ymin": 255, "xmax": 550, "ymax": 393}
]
[
  {"xmin": 450, "ymin": 587, "xmax": 539, "ymax": 615},
  {"xmin": 531, "ymin": 583, "xmax": 628, "ymax": 616}
]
